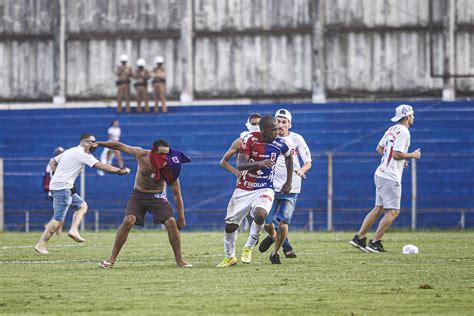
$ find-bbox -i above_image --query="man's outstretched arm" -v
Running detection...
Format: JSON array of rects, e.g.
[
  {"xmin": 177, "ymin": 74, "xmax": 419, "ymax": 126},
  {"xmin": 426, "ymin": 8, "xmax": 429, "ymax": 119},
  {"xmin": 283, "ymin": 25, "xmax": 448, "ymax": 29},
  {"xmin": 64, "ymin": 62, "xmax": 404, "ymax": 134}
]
[
  {"xmin": 93, "ymin": 162, "xmax": 130, "ymax": 175},
  {"xmin": 91, "ymin": 141, "xmax": 144, "ymax": 157}
]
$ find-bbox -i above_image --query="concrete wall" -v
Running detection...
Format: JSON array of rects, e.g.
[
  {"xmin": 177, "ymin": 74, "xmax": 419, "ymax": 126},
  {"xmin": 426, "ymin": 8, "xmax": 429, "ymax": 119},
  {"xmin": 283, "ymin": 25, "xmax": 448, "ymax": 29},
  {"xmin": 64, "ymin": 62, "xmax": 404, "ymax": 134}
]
[{"xmin": 0, "ymin": 0, "xmax": 472, "ymax": 101}]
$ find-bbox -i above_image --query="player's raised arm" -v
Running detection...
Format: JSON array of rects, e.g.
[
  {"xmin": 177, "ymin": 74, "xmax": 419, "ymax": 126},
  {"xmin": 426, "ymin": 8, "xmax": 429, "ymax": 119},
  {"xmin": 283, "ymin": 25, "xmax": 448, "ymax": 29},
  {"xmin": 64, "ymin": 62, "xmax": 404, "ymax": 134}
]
[{"xmin": 90, "ymin": 141, "xmax": 144, "ymax": 157}]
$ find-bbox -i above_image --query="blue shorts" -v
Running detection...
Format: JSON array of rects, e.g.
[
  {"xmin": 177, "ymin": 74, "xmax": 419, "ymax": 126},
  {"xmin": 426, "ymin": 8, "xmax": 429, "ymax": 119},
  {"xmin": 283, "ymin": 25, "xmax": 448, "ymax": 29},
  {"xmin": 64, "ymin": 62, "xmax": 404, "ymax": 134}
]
[
  {"xmin": 51, "ymin": 189, "xmax": 85, "ymax": 221},
  {"xmin": 265, "ymin": 192, "xmax": 298, "ymax": 225}
]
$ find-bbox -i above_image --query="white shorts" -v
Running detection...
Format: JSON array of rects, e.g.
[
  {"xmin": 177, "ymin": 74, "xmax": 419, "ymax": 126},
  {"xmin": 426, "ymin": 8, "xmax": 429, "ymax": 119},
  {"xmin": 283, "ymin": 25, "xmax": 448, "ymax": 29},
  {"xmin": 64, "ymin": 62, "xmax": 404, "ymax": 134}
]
[
  {"xmin": 225, "ymin": 188, "xmax": 274, "ymax": 225},
  {"xmin": 374, "ymin": 175, "xmax": 401, "ymax": 210}
]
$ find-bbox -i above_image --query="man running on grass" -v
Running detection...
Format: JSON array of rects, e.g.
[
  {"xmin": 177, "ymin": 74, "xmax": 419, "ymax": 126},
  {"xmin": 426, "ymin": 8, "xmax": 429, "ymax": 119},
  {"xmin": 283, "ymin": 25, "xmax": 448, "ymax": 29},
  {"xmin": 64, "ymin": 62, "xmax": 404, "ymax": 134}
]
[
  {"xmin": 259, "ymin": 109, "xmax": 312, "ymax": 259},
  {"xmin": 217, "ymin": 115, "xmax": 293, "ymax": 267},
  {"xmin": 350, "ymin": 104, "xmax": 421, "ymax": 253},
  {"xmin": 91, "ymin": 139, "xmax": 193, "ymax": 268},
  {"xmin": 35, "ymin": 134, "xmax": 130, "ymax": 254}
]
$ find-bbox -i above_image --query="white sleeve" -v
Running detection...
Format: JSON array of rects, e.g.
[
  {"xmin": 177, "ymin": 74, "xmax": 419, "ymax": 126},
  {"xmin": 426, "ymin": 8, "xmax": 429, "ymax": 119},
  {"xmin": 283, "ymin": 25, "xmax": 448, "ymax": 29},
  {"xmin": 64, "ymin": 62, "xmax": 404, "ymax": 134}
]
[
  {"xmin": 81, "ymin": 152, "xmax": 100, "ymax": 167},
  {"xmin": 54, "ymin": 152, "xmax": 64, "ymax": 163},
  {"xmin": 393, "ymin": 129, "xmax": 409, "ymax": 153},
  {"xmin": 378, "ymin": 133, "xmax": 386, "ymax": 147},
  {"xmin": 296, "ymin": 135, "xmax": 312, "ymax": 163}
]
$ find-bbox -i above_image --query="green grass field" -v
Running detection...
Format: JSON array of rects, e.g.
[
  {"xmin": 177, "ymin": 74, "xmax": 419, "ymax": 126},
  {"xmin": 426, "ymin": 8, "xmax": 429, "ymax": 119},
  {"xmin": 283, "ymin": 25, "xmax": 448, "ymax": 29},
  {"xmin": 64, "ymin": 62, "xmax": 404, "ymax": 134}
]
[{"xmin": 0, "ymin": 231, "xmax": 473, "ymax": 315}]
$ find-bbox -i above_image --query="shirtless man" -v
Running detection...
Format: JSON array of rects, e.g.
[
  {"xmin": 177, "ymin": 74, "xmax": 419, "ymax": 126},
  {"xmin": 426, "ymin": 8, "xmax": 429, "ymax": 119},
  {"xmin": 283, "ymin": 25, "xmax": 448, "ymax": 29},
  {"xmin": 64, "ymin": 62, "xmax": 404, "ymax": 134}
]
[
  {"xmin": 151, "ymin": 56, "xmax": 167, "ymax": 113},
  {"xmin": 133, "ymin": 58, "xmax": 151, "ymax": 113},
  {"xmin": 92, "ymin": 139, "xmax": 192, "ymax": 268},
  {"xmin": 115, "ymin": 54, "xmax": 133, "ymax": 114}
]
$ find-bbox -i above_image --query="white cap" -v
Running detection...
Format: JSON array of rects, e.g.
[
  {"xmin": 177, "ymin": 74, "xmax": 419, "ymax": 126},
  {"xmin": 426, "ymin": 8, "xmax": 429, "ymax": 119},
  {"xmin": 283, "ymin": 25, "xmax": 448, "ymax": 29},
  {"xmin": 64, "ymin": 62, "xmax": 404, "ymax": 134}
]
[
  {"xmin": 275, "ymin": 108, "xmax": 292, "ymax": 122},
  {"xmin": 119, "ymin": 54, "xmax": 128, "ymax": 62},
  {"xmin": 54, "ymin": 147, "xmax": 64, "ymax": 156},
  {"xmin": 391, "ymin": 104, "xmax": 414, "ymax": 122},
  {"xmin": 137, "ymin": 59, "xmax": 146, "ymax": 67},
  {"xmin": 155, "ymin": 56, "xmax": 164, "ymax": 64},
  {"xmin": 402, "ymin": 244, "xmax": 419, "ymax": 254}
]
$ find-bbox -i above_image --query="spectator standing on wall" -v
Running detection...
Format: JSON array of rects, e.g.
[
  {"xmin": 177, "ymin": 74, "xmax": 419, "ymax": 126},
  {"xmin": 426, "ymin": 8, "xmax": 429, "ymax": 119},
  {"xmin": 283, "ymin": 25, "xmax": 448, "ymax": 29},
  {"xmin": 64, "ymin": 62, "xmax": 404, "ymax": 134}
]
[
  {"xmin": 133, "ymin": 58, "xmax": 151, "ymax": 113},
  {"xmin": 115, "ymin": 54, "xmax": 133, "ymax": 114},
  {"xmin": 151, "ymin": 56, "xmax": 168, "ymax": 113}
]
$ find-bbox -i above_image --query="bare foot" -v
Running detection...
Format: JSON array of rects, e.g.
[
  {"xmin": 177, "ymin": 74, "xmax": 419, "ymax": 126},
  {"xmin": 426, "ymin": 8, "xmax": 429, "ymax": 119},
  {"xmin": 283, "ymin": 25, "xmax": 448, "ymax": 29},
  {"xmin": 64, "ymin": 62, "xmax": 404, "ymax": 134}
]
[
  {"xmin": 34, "ymin": 244, "xmax": 49, "ymax": 254},
  {"xmin": 177, "ymin": 261, "xmax": 193, "ymax": 268},
  {"xmin": 98, "ymin": 260, "xmax": 114, "ymax": 269},
  {"xmin": 68, "ymin": 230, "xmax": 86, "ymax": 243}
]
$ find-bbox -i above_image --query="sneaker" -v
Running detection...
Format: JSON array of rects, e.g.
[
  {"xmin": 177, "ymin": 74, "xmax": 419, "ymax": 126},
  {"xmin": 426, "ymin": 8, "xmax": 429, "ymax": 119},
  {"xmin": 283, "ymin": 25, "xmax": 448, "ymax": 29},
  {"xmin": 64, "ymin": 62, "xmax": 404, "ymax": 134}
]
[
  {"xmin": 350, "ymin": 235, "xmax": 369, "ymax": 252},
  {"xmin": 216, "ymin": 256, "xmax": 237, "ymax": 268},
  {"xmin": 259, "ymin": 235, "xmax": 275, "ymax": 253},
  {"xmin": 269, "ymin": 253, "xmax": 281, "ymax": 264},
  {"xmin": 241, "ymin": 247, "xmax": 253, "ymax": 264},
  {"xmin": 284, "ymin": 249, "xmax": 297, "ymax": 258},
  {"xmin": 366, "ymin": 239, "xmax": 385, "ymax": 253}
]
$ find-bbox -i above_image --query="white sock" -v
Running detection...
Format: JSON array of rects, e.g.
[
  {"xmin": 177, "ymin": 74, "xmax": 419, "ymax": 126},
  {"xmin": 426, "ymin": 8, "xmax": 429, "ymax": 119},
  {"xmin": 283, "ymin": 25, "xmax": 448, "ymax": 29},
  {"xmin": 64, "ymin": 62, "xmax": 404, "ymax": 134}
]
[
  {"xmin": 244, "ymin": 221, "xmax": 263, "ymax": 248},
  {"xmin": 224, "ymin": 230, "xmax": 238, "ymax": 258}
]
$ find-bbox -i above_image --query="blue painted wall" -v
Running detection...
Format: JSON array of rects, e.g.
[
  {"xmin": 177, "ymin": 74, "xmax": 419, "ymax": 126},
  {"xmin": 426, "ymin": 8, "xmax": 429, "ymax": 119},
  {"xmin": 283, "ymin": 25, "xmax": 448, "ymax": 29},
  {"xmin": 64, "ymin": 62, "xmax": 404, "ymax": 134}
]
[{"xmin": 1, "ymin": 100, "xmax": 473, "ymax": 230}]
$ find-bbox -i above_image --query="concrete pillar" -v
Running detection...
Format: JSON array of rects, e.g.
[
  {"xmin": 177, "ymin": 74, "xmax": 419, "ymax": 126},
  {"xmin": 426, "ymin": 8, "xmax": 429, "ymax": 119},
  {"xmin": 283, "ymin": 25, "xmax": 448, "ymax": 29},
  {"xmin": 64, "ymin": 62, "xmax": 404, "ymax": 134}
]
[
  {"xmin": 52, "ymin": 0, "xmax": 66, "ymax": 106},
  {"xmin": 311, "ymin": 0, "xmax": 326, "ymax": 103},
  {"xmin": 442, "ymin": 0, "xmax": 456, "ymax": 101},
  {"xmin": 180, "ymin": 0, "xmax": 194, "ymax": 103}
]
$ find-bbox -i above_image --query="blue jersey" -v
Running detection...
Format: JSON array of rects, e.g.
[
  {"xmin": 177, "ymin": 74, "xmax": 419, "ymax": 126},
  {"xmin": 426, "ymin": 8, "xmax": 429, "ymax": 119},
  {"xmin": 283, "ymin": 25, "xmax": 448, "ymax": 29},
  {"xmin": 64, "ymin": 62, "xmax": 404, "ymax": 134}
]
[{"xmin": 237, "ymin": 132, "xmax": 291, "ymax": 191}]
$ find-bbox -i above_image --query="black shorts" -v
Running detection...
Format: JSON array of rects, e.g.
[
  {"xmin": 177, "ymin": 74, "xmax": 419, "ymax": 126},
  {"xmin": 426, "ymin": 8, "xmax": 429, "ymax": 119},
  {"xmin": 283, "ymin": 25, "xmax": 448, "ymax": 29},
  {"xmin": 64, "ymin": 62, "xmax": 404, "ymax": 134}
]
[{"xmin": 125, "ymin": 189, "xmax": 174, "ymax": 226}]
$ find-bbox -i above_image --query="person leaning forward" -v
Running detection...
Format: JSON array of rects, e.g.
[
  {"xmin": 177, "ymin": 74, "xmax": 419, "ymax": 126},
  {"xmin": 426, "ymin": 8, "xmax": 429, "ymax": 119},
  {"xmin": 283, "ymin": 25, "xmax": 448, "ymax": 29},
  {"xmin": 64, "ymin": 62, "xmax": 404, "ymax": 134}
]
[
  {"xmin": 115, "ymin": 54, "xmax": 133, "ymax": 114},
  {"xmin": 90, "ymin": 139, "xmax": 193, "ymax": 268}
]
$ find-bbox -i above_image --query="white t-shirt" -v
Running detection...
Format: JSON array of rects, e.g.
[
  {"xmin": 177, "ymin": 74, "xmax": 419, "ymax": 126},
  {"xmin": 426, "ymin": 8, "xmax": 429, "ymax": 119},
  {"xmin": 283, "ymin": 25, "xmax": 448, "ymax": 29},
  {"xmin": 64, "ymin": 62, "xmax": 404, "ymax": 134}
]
[
  {"xmin": 49, "ymin": 145, "xmax": 100, "ymax": 190},
  {"xmin": 273, "ymin": 132, "xmax": 312, "ymax": 193},
  {"xmin": 108, "ymin": 126, "xmax": 121, "ymax": 141},
  {"xmin": 375, "ymin": 124, "xmax": 411, "ymax": 183}
]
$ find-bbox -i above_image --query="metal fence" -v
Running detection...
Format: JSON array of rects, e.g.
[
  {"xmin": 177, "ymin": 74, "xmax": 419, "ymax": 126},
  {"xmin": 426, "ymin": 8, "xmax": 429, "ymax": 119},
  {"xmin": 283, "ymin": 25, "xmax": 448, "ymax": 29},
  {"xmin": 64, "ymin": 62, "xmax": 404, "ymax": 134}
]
[{"xmin": 1, "ymin": 152, "xmax": 473, "ymax": 231}]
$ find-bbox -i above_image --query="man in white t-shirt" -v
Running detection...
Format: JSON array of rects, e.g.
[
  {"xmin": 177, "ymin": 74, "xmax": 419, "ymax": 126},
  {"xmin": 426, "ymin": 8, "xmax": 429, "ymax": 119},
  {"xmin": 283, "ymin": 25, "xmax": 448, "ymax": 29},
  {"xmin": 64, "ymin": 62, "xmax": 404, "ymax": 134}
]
[
  {"xmin": 98, "ymin": 119, "xmax": 124, "ymax": 176},
  {"xmin": 350, "ymin": 104, "xmax": 421, "ymax": 253},
  {"xmin": 258, "ymin": 109, "xmax": 312, "ymax": 262},
  {"xmin": 34, "ymin": 134, "xmax": 130, "ymax": 254}
]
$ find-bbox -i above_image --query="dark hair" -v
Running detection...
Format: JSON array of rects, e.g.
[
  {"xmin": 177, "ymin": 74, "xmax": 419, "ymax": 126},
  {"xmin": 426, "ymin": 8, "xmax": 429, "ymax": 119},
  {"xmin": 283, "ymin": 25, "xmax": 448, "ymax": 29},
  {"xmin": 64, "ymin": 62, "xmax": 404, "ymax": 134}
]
[
  {"xmin": 153, "ymin": 139, "xmax": 169, "ymax": 148},
  {"xmin": 248, "ymin": 113, "xmax": 261, "ymax": 120},
  {"xmin": 80, "ymin": 133, "xmax": 94, "ymax": 141},
  {"xmin": 111, "ymin": 119, "xmax": 119, "ymax": 126},
  {"xmin": 259, "ymin": 115, "xmax": 275, "ymax": 130}
]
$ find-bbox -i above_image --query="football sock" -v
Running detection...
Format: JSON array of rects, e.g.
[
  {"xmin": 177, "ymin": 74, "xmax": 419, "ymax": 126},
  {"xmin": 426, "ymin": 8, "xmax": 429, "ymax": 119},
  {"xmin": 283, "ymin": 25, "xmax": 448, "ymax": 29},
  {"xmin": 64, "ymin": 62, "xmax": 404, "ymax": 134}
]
[
  {"xmin": 224, "ymin": 230, "xmax": 238, "ymax": 258},
  {"xmin": 244, "ymin": 221, "xmax": 263, "ymax": 248}
]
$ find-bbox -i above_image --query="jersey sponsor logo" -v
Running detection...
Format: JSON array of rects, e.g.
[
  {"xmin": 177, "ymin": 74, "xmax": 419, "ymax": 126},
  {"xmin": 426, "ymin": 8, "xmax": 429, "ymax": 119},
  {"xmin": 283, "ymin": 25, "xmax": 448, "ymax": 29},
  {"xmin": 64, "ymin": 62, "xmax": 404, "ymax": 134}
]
[{"xmin": 244, "ymin": 181, "xmax": 267, "ymax": 188}]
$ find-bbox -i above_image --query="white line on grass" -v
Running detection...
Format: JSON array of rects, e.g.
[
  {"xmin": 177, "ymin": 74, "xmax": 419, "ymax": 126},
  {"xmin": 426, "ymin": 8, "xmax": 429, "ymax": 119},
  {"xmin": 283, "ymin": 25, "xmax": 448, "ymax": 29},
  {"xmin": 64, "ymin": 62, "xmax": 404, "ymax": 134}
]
[{"xmin": 1, "ymin": 244, "xmax": 84, "ymax": 250}]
